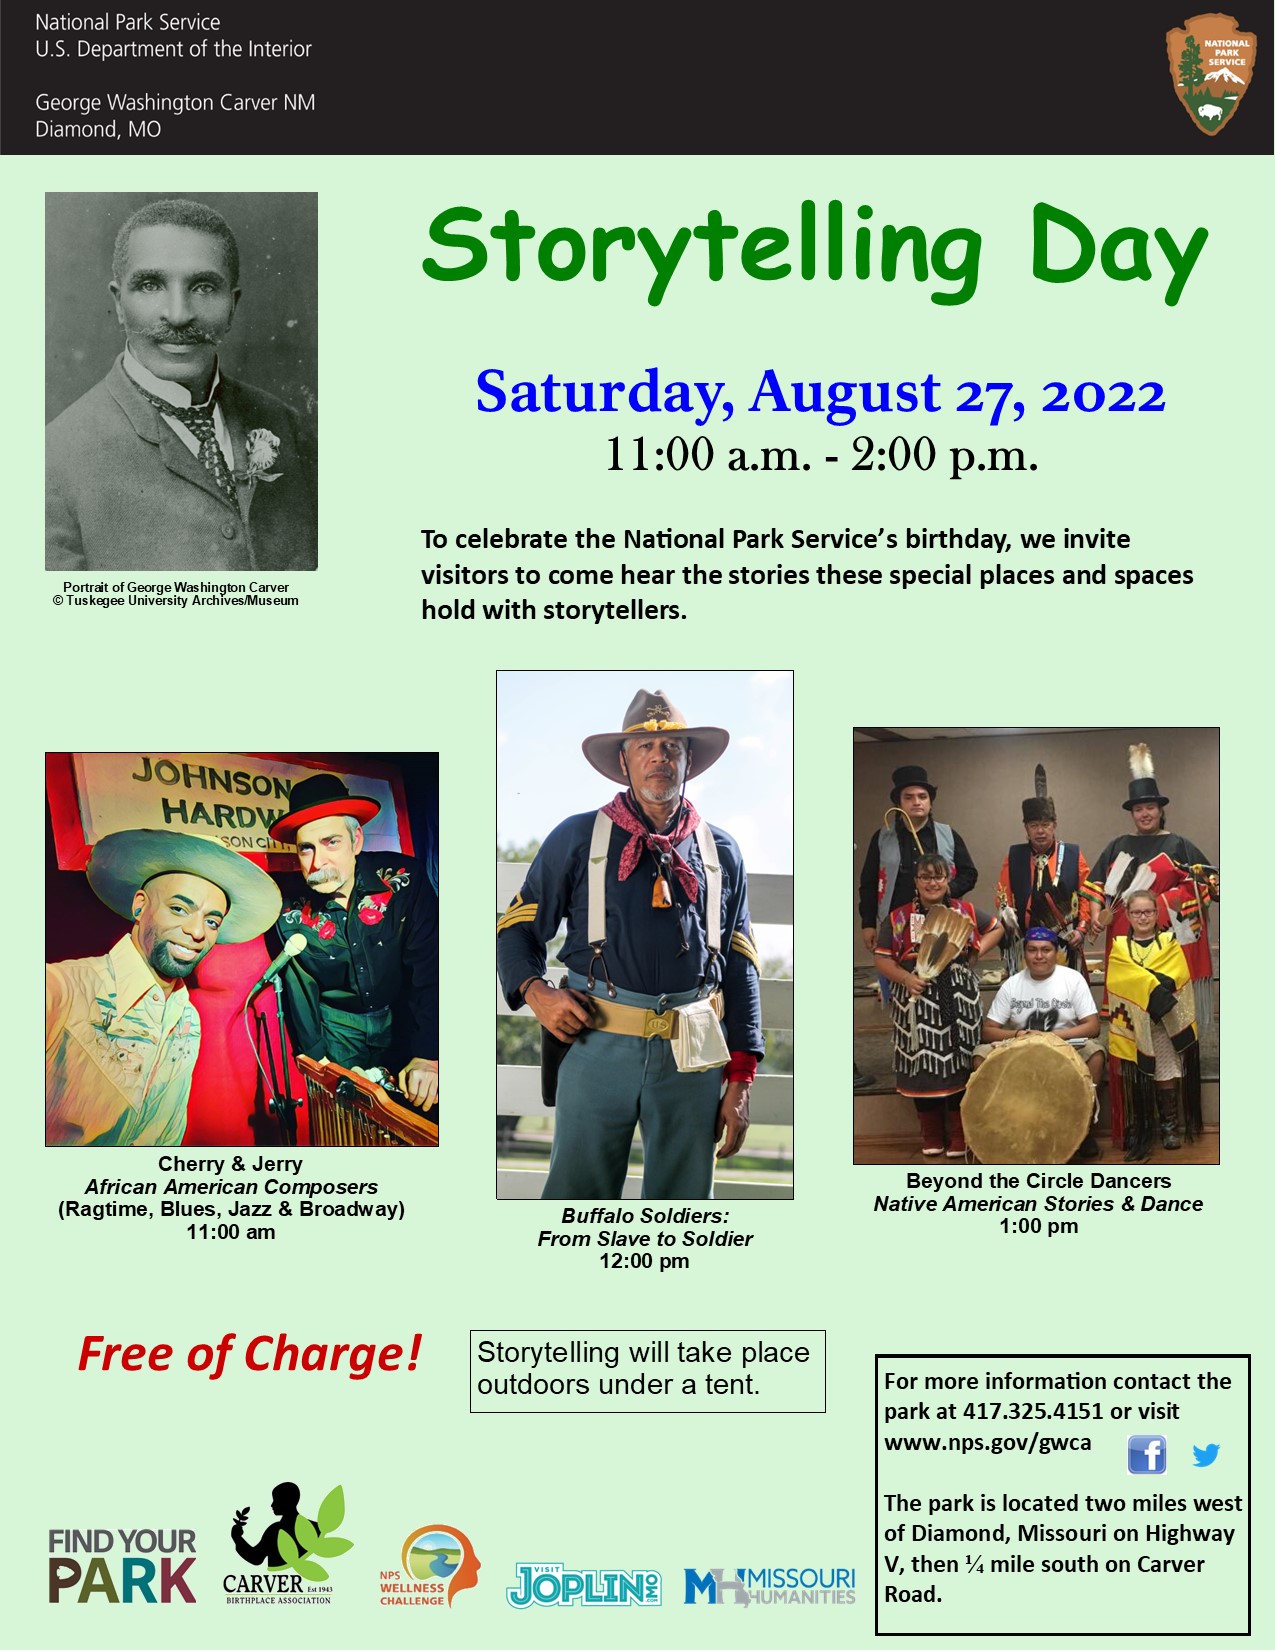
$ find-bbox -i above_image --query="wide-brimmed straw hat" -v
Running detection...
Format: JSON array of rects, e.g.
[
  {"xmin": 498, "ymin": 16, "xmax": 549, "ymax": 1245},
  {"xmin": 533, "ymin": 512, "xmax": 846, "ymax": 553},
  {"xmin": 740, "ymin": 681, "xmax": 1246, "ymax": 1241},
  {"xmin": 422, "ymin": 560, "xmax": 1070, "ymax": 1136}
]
[
  {"xmin": 86, "ymin": 829, "xmax": 282, "ymax": 943},
  {"xmin": 581, "ymin": 689, "xmax": 729, "ymax": 784},
  {"xmin": 268, "ymin": 773, "xmax": 381, "ymax": 844}
]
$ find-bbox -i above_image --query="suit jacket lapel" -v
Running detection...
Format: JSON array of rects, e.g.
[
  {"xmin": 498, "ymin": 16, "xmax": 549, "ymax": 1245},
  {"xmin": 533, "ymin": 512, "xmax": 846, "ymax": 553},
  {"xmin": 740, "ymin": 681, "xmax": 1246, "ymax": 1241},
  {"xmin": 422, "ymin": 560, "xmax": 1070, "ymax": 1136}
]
[
  {"xmin": 221, "ymin": 394, "xmax": 257, "ymax": 525},
  {"xmin": 107, "ymin": 356, "xmax": 240, "ymax": 517},
  {"xmin": 156, "ymin": 419, "xmax": 241, "ymax": 514}
]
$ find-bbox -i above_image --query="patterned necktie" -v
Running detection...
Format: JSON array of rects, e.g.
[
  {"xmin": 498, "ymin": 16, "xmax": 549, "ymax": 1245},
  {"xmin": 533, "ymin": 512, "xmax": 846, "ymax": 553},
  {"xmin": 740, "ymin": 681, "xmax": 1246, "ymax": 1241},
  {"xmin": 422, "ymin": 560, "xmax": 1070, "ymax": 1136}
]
[{"xmin": 138, "ymin": 386, "xmax": 237, "ymax": 502}]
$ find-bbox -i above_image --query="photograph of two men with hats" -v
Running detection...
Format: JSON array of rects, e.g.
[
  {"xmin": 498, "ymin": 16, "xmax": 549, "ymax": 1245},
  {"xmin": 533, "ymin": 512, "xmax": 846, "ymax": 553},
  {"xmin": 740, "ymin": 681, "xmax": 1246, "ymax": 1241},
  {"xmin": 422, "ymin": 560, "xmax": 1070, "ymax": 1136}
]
[{"xmin": 45, "ymin": 752, "xmax": 438, "ymax": 1149}]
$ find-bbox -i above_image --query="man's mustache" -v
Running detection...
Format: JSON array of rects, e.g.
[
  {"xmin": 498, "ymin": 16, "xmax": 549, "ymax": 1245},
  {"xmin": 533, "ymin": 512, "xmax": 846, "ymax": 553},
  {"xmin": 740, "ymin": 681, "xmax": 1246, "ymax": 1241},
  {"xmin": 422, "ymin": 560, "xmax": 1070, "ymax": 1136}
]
[{"xmin": 134, "ymin": 322, "xmax": 222, "ymax": 345}]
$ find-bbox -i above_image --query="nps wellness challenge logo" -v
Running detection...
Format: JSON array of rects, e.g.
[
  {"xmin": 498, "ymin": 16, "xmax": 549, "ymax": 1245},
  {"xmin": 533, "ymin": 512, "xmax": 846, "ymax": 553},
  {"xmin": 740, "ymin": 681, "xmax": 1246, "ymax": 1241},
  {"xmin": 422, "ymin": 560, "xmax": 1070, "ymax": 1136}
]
[
  {"xmin": 379, "ymin": 1526, "xmax": 481, "ymax": 1607},
  {"xmin": 1166, "ymin": 14, "xmax": 1258, "ymax": 133}
]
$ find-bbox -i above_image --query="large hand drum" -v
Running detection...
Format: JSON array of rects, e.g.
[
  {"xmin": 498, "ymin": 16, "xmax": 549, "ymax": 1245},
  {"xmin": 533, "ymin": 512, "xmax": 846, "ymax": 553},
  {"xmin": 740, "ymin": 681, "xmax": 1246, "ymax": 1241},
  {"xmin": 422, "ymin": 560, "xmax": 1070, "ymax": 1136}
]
[{"xmin": 962, "ymin": 1034, "xmax": 1094, "ymax": 1164}]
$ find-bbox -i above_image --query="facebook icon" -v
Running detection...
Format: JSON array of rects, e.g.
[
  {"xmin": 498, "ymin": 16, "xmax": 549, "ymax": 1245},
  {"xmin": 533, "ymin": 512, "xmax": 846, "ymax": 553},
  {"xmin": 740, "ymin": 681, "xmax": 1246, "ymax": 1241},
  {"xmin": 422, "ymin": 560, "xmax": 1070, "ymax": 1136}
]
[{"xmin": 1128, "ymin": 1435, "xmax": 1168, "ymax": 1475}]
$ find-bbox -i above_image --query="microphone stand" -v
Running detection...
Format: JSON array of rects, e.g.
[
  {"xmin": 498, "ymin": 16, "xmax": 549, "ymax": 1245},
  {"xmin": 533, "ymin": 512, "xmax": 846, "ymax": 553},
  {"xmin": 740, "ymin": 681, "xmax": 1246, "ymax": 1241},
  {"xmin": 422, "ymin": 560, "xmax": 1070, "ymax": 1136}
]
[
  {"xmin": 245, "ymin": 972, "xmax": 300, "ymax": 1147},
  {"xmin": 265, "ymin": 972, "xmax": 298, "ymax": 1146}
]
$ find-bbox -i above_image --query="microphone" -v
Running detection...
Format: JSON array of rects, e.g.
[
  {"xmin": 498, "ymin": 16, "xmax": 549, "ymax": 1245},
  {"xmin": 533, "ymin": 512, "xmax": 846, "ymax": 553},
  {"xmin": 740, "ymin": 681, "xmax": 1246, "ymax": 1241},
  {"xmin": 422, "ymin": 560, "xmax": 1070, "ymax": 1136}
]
[{"xmin": 245, "ymin": 932, "xmax": 307, "ymax": 1000}]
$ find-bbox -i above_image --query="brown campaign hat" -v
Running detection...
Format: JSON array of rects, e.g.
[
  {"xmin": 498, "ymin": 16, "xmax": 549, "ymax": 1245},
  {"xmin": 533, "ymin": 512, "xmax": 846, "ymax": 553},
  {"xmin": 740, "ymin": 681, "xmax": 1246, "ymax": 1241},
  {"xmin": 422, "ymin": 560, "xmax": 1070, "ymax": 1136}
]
[{"xmin": 581, "ymin": 688, "xmax": 729, "ymax": 784}]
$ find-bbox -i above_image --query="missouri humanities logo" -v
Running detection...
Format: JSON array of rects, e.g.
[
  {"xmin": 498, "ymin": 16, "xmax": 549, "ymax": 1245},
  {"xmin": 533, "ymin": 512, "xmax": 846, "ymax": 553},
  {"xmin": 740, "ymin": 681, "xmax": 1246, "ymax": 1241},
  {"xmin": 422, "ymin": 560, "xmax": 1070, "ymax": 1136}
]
[
  {"xmin": 48, "ymin": 1528, "xmax": 196, "ymax": 1603},
  {"xmin": 685, "ymin": 1565, "xmax": 855, "ymax": 1605},
  {"xmin": 380, "ymin": 1526, "xmax": 481, "ymax": 1607},
  {"xmin": 506, "ymin": 1561, "xmax": 661, "ymax": 1607},
  {"xmin": 1166, "ymin": 14, "xmax": 1258, "ymax": 133}
]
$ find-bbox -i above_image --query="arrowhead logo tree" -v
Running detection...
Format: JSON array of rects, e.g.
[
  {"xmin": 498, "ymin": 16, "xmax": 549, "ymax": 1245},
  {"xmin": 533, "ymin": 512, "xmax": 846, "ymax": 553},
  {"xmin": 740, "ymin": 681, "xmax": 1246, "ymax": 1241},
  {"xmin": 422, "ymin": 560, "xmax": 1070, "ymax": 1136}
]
[{"xmin": 1166, "ymin": 14, "xmax": 1258, "ymax": 133}]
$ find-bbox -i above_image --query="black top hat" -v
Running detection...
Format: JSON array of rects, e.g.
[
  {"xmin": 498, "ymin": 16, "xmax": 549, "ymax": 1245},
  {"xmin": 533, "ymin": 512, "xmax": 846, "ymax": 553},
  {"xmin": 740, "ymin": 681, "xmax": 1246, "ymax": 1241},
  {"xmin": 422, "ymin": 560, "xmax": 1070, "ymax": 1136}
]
[
  {"xmin": 889, "ymin": 765, "xmax": 937, "ymax": 804},
  {"xmin": 268, "ymin": 774, "xmax": 382, "ymax": 844},
  {"xmin": 1122, "ymin": 743, "xmax": 1170, "ymax": 811},
  {"xmin": 1124, "ymin": 778, "xmax": 1170, "ymax": 811}
]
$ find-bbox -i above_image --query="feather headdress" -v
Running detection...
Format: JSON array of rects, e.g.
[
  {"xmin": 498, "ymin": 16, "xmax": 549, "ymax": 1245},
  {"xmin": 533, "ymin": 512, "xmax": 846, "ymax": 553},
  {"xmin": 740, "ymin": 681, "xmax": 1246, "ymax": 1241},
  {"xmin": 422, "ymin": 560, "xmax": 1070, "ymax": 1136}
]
[
  {"xmin": 1122, "ymin": 740, "xmax": 1170, "ymax": 812},
  {"xmin": 1022, "ymin": 763, "xmax": 1056, "ymax": 823}
]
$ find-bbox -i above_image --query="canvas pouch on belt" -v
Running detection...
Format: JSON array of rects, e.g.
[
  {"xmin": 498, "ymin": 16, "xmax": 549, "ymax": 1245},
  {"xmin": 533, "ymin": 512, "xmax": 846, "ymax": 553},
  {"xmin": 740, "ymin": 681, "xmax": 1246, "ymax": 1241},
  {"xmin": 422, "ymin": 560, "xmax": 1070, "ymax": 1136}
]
[{"xmin": 671, "ymin": 996, "xmax": 730, "ymax": 1073}]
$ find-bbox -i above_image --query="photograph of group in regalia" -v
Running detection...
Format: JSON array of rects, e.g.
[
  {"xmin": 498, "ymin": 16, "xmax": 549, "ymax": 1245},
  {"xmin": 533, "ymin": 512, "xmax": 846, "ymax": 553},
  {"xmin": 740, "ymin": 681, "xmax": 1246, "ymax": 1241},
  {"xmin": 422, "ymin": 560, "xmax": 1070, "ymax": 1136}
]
[{"xmin": 852, "ymin": 728, "xmax": 1219, "ymax": 1165}]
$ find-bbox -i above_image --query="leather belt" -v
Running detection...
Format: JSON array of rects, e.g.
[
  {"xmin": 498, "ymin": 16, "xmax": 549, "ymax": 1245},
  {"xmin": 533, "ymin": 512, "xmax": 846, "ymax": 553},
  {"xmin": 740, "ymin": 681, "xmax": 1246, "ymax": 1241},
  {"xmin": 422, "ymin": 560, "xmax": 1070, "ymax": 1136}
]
[{"xmin": 590, "ymin": 991, "xmax": 724, "ymax": 1040}]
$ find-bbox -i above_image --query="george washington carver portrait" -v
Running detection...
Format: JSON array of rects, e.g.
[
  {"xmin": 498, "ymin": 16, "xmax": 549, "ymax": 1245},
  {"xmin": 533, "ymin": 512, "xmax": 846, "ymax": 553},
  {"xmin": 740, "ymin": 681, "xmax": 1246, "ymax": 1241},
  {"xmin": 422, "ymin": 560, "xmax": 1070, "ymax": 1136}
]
[{"xmin": 45, "ymin": 193, "xmax": 317, "ymax": 574}]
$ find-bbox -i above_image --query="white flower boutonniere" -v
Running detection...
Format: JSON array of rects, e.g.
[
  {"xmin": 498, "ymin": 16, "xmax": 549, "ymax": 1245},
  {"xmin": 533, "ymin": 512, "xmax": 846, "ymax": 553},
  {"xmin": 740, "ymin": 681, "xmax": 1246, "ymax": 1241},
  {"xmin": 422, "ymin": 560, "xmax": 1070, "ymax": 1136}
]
[{"xmin": 234, "ymin": 427, "xmax": 284, "ymax": 490}]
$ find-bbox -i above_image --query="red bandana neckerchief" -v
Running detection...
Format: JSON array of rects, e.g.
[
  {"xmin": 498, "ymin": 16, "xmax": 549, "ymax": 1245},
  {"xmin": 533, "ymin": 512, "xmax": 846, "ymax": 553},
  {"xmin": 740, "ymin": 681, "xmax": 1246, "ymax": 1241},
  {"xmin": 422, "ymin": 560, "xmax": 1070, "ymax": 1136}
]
[{"xmin": 602, "ymin": 791, "xmax": 702, "ymax": 900}]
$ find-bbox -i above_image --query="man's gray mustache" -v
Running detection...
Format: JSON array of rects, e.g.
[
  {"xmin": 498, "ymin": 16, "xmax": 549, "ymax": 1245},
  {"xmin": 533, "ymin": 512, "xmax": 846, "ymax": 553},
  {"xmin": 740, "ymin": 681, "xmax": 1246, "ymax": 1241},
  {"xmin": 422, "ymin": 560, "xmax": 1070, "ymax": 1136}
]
[{"xmin": 137, "ymin": 324, "xmax": 221, "ymax": 345}]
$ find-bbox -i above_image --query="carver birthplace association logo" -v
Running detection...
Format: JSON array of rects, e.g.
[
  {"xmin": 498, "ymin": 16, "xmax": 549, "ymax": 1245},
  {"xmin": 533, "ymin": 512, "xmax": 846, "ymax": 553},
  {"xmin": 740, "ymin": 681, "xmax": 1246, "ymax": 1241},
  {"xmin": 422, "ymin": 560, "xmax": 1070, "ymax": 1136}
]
[
  {"xmin": 379, "ymin": 1525, "xmax": 481, "ymax": 1607},
  {"xmin": 1166, "ymin": 14, "xmax": 1258, "ymax": 134},
  {"xmin": 224, "ymin": 1480, "xmax": 351, "ymax": 1604}
]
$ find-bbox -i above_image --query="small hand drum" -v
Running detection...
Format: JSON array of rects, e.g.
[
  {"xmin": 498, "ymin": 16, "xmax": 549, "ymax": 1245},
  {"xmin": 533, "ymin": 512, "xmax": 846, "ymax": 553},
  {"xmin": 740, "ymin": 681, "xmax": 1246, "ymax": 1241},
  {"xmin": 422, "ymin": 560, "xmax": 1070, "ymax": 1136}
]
[{"xmin": 962, "ymin": 1033, "xmax": 1094, "ymax": 1165}]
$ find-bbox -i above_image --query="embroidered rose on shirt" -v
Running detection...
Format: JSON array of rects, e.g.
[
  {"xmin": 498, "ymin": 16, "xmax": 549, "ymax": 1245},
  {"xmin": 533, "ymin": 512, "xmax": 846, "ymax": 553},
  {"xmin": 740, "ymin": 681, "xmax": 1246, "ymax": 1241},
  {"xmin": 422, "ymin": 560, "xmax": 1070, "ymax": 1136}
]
[
  {"xmin": 357, "ymin": 890, "xmax": 392, "ymax": 925},
  {"xmin": 297, "ymin": 901, "xmax": 337, "ymax": 940}
]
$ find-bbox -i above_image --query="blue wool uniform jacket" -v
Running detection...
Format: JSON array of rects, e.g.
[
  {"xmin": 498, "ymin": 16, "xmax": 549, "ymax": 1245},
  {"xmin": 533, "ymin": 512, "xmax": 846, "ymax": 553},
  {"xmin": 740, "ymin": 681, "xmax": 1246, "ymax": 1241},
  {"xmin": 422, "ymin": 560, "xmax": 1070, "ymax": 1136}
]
[
  {"xmin": 46, "ymin": 356, "xmax": 317, "ymax": 573},
  {"xmin": 497, "ymin": 810, "xmax": 764, "ymax": 1057}
]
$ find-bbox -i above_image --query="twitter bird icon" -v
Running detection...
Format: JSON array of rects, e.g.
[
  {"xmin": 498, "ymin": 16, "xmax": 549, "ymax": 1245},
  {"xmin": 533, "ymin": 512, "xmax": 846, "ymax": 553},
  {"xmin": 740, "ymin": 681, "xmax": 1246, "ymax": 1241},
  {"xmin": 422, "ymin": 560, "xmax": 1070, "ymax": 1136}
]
[{"xmin": 1192, "ymin": 1444, "xmax": 1220, "ymax": 1467}]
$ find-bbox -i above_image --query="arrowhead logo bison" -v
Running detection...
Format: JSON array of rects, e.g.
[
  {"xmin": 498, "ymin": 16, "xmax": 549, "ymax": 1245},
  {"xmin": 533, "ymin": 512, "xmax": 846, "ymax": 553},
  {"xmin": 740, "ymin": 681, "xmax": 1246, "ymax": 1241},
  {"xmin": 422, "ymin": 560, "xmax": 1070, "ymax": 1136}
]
[{"xmin": 1166, "ymin": 14, "xmax": 1258, "ymax": 134}]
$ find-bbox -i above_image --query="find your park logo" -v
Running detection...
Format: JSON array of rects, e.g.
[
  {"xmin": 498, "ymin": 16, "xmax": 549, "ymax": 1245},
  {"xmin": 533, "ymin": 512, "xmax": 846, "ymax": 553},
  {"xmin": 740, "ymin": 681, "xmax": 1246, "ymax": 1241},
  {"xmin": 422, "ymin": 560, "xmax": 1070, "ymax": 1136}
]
[
  {"xmin": 380, "ymin": 1526, "xmax": 481, "ymax": 1607},
  {"xmin": 49, "ymin": 1526, "xmax": 196, "ymax": 1604},
  {"xmin": 1167, "ymin": 14, "xmax": 1258, "ymax": 133},
  {"xmin": 223, "ymin": 1481, "xmax": 352, "ymax": 1604}
]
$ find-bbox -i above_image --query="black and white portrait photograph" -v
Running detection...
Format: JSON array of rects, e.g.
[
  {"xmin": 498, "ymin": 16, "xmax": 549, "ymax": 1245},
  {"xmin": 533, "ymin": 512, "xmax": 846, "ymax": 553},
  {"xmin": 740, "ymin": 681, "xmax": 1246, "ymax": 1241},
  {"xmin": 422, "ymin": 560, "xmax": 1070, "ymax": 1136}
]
[{"xmin": 45, "ymin": 191, "xmax": 318, "ymax": 574}]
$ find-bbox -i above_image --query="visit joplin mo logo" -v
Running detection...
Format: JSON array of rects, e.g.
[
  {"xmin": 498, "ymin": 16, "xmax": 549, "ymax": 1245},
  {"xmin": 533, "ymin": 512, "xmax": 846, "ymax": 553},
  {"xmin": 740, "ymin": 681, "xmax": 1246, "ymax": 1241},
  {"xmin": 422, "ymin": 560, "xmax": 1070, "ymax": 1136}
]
[{"xmin": 1166, "ymin": 14, "xmax": 1258, "ymax": 133}]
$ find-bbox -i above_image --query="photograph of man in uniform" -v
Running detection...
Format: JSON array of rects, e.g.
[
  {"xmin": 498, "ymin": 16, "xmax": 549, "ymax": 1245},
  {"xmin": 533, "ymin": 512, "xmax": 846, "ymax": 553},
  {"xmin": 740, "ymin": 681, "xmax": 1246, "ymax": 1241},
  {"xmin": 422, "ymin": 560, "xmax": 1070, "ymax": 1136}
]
[
  {"xmin": 45, "ymin": 193, "xmax": 317, "ymax": 573},
  {"xmin": 46, "ymin": 829, "xmax": 282, "ymax": 1146},
  {"xmin": 497, "ymin": 684, "xmax": 773, "ymax": 1199}
]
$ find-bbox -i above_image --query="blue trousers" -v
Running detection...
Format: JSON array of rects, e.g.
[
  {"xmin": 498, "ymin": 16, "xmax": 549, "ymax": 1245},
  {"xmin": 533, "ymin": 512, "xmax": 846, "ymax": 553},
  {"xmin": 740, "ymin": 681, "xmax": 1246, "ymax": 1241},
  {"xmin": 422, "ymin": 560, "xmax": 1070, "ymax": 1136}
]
[{"xmin": 542, "ymin": 974, "xmax": 724, "ymax": 1200}]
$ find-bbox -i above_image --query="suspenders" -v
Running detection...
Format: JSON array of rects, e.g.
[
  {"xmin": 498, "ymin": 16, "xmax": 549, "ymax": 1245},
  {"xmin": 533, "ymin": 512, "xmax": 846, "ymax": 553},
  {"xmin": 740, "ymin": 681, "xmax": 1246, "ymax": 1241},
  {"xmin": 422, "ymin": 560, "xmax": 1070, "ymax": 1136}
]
[
  {"xmin": 696, "ymin": 819, "xmax": 723, "ymax": 957},
  {"xmin": 586, "ymin": 812, "xmax": 722, "ymax": 995},
  {"xmin": 586, "ymin": 811, "xmax": 617, "ymax": 996}
]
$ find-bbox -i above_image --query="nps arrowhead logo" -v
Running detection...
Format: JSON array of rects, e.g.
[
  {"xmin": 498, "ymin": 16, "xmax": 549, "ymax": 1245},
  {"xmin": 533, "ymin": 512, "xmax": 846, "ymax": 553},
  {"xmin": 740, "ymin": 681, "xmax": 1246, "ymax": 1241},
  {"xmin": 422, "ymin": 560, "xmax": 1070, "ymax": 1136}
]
[{"xmin": 1166, "ymin": 14, "xmax": 1258, "ymax": 134}]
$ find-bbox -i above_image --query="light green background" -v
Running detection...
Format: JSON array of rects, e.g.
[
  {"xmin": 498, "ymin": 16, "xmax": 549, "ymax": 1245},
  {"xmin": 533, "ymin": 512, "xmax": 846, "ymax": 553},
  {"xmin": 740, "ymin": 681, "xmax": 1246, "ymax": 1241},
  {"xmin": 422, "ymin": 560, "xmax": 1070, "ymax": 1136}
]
[
  {"xmin": 6, "ymin": 152, "xmax": 1269, "ymax": 1646},
  {"xmin": 470, "ymin": 1330, "xmax": 825, "ymax": 1413},
  {"xmin": 877, "ymin": 1355, "xmax": 1249, "ymax": 1635}
]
